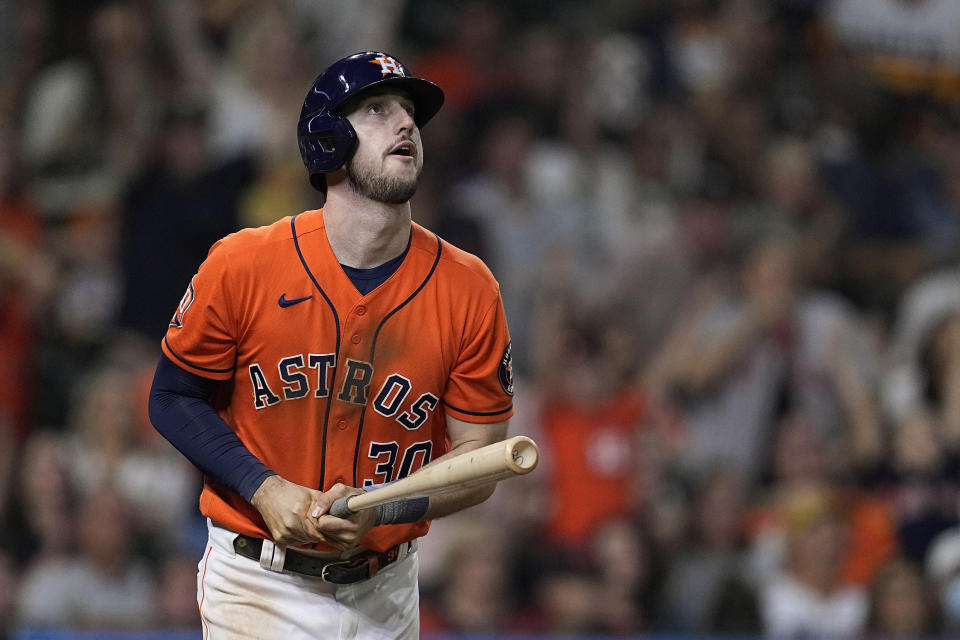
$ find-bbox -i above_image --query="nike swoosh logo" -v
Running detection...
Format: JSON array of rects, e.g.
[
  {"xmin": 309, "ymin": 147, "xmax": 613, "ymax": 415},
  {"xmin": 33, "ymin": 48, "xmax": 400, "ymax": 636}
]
[{"xmin": 278, "ymin": 294, "xmax": 312, "ymax": 308}]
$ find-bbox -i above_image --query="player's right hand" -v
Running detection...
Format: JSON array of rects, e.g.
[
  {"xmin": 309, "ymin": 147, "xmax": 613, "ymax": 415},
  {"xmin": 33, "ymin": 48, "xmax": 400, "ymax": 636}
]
[
  {"xmin": 249, "ymin": 475, "xmax": 329, "ymax": 546},
  {"xmin": 308, "ymin": 483, "xmax": 378, "ymax": 552}
]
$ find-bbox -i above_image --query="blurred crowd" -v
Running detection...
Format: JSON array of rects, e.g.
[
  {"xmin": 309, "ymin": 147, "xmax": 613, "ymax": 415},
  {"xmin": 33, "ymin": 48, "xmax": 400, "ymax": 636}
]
[{"xmin": 4, "ymin": 0, "xmax": 960, "ymax": 638}]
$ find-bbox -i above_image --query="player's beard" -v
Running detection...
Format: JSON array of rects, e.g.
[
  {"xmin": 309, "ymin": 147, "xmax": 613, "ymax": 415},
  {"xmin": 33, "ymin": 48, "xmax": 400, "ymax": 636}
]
[{"xmin": 346, "ymin": 154, "xmax": 419, "ymax": 204}]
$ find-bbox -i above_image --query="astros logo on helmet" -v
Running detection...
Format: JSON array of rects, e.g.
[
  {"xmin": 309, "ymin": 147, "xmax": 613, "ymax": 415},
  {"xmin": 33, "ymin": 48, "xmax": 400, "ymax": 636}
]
[{"xmin": 369, "ymin": 54, "xmax": 406, "ymax": 76}]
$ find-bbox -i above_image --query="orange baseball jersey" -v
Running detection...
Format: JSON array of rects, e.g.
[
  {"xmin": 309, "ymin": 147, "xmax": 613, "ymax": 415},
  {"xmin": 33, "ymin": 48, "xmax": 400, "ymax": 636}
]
[{"xmin": 162, "ymin": 209, "xmax": 514, "ymax": 551}]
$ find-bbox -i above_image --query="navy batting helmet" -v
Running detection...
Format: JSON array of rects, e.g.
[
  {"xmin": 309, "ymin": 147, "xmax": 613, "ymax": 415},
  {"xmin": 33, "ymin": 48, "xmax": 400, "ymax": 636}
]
[{"xmin": 297, "ymin": 51, "xmax": 444, "ymax": 192}]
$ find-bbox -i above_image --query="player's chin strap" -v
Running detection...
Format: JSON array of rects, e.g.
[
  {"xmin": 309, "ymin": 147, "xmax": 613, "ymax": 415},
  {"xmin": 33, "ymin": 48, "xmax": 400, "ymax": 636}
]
[{"xmin": 259, "ymin": 539, "xmax": 287, "ymax": 573}]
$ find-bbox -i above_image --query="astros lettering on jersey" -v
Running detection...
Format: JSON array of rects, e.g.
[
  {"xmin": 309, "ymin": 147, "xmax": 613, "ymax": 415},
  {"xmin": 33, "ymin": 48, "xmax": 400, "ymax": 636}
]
[{"xmin": 162, "ymin": 209, "xmax": 514, "ymax": 552}]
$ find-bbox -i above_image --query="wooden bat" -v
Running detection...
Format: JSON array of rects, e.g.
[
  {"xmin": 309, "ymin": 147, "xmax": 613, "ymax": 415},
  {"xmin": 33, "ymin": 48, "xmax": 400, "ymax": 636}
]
[{"xmin": 329, "ymin": 435, "xmax": 539, "ymax": 518}]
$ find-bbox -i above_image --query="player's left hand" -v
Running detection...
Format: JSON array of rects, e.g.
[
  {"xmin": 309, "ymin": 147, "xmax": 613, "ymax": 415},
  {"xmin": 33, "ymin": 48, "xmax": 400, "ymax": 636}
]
[{"xmin": 309, "ymin": 483, "xmax": 377, "ymax": 551}]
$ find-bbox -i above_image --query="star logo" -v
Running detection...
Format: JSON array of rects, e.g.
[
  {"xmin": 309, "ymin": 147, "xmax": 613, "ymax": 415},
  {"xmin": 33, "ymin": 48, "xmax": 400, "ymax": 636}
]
[{"xmin": 369, "ymin": 54, "xmax": 406, "ymax": 77}]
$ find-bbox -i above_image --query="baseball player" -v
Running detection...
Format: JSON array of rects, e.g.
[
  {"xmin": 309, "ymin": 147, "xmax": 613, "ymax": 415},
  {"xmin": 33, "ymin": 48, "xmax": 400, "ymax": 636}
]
[{"xmin": 148, "ymin": 51, "xmax": 514, "ymax": 639}]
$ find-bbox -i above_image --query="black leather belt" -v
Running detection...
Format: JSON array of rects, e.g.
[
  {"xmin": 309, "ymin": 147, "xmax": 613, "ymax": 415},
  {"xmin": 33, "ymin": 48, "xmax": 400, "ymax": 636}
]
[{"xmin": 232, "ymin": 534, "xmax": 410, "ymax": 583}]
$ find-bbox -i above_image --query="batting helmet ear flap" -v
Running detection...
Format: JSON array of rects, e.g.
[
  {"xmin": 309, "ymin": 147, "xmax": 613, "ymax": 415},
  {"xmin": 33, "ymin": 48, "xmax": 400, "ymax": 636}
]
[{"xmin": 298, "ymin": 117, "xmax": 358, "ymax": 180}]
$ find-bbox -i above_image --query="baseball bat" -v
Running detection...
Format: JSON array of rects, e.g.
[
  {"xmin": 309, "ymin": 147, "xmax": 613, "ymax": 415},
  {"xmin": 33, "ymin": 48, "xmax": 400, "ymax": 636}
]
[{"xmin": 328, "ymin": 435, "xmax": 539, "ymax": 518}]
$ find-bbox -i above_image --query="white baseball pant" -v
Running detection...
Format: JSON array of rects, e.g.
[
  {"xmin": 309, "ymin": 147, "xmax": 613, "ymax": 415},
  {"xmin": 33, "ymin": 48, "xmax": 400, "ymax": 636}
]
[{"xmin": 197, "ymin": 520, "xmax": 420, "ymax": 639}]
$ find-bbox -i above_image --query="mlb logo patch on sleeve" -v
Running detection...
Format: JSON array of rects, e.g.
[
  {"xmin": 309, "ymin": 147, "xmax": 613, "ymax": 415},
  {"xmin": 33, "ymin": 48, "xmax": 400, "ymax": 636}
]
[{"xmin": 170, "ymin": 276, "xmax": 196, "ymax": 328}]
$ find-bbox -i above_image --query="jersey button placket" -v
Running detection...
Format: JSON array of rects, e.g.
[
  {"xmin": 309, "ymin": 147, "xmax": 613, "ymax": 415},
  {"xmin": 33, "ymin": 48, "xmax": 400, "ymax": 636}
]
[
  {"xmin": 351, "ymin": 333, "xmax": 361, "ymax": 344},
  {"xmin": 337, "ymin": 419, "xmax": 347, "ymax": 430}
]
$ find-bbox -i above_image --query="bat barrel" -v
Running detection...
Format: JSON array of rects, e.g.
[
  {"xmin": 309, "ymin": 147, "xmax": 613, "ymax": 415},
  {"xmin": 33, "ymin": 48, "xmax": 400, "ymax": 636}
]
[
  {"xmin": 329, "ymin": 435, "xmax": 540, "ymax": 516},
  {"xmin": 504, "ymin": 436, "xmax": 539, "ymax": 474}
]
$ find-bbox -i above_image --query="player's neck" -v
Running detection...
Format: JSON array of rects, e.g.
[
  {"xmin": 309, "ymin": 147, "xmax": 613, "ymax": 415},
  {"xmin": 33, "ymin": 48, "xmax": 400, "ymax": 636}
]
[{"xmin": 323, "ymin": 190, "xmax": 412, "ymax": 269}]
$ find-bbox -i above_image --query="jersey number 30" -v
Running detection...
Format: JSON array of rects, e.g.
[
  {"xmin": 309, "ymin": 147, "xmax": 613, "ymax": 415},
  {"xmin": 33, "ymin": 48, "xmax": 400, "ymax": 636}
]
[{"xmin": 364, "ymin": 440, "xmax": 433, "ymax": 488}]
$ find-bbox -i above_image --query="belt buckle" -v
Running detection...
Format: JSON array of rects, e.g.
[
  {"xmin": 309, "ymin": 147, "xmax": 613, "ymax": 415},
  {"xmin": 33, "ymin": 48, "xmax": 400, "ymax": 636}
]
[{"xmin": 320, "ymin": 558, "xmax": 351, "ymax": 583}]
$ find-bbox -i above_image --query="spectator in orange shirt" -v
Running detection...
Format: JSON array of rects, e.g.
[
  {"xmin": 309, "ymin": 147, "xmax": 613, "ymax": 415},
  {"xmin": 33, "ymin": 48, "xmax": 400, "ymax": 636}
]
[
  {"xmin": 537, "ymin": 314, "xmax": 645, "ymax": 549},
  {"xmin": 745, "ymin": 410, "xmax": 897, "ymax": 591}
]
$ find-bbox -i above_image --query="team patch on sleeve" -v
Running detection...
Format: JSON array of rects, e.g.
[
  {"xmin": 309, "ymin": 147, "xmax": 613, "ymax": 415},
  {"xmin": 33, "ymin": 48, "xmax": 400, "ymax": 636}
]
[
  {"xmin": 498, "ymin": 342, "xmax": 514, "ymax": 396},
  {"xmin": 169, "ymin": 276, "xmax": 196, "ymax": 328}
]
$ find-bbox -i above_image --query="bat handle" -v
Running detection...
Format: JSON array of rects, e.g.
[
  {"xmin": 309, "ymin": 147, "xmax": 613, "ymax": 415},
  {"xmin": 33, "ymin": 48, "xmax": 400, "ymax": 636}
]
[{"xmin": 329, "ymin": 496, "xmax": 355, "ymax": 518}]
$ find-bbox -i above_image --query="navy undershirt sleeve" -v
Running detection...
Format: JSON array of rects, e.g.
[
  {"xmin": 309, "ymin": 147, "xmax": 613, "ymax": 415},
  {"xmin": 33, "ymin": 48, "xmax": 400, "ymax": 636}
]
[{"xmin": 148, "ymin": 354, "xmax": 276, "ymax": 502}]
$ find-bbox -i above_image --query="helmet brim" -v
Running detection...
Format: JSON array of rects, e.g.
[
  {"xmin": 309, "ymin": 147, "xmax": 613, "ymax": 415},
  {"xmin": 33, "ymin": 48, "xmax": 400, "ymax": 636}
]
[{"xmin": 333, "ymin": 76, "xmax": 445, "ymax": 129}]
